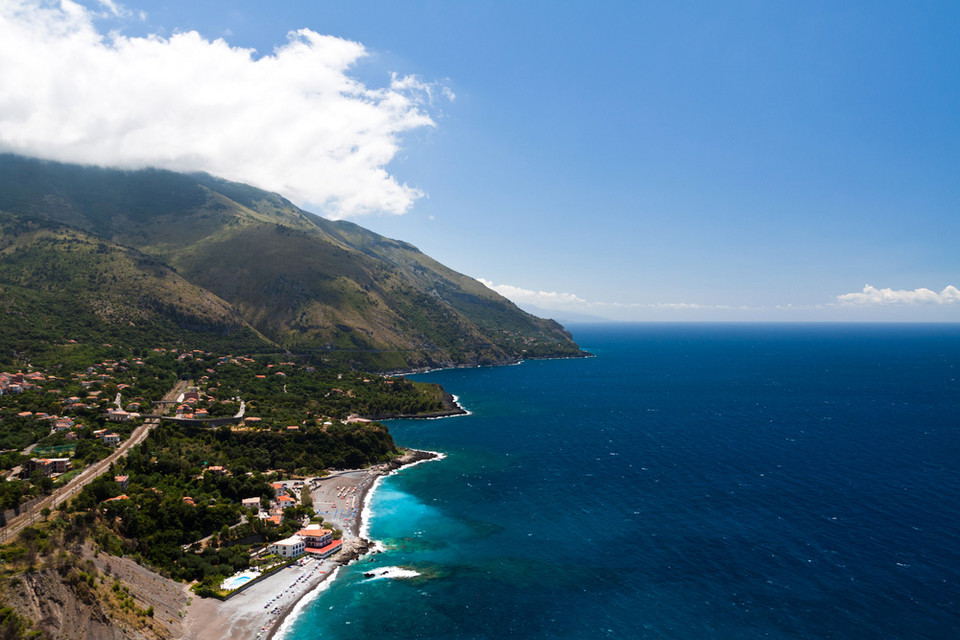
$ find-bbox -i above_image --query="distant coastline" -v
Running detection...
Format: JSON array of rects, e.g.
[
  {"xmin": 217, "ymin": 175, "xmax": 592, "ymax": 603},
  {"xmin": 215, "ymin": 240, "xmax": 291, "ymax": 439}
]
[{"xmin": 388, "ymin": 349, "xmax": 594, "ymax": 377}]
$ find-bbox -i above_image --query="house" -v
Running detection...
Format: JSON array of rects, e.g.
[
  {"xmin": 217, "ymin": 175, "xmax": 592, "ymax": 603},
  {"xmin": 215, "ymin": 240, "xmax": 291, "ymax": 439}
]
[
  {"xmin": 64, "ymin": 397, "xmax": 87, "ymax": 410},
  {"xmin": 182, "ymin": 496, "xmax": 196, "ymax": 506},
  {"xmin": 297, "ymin": 524, "xmax": 332, "ymax": 546},
  {"xmin": 298, "ymin": 524, "xmax": 342, "ymax": 559},
  {"xmin": 101, "ymin": 432, "xmax": 121, "ymax": 446},
  {"xmin": 206, "ymin": 465, "xmax": 227, "ymax": 476},
  {"xmin": 241, "ymin": 497, "xmax": 261, "ymax": 510},
  {"xmin": 115, "ymin": 475, "xmax": 129, "ymax": 490},
  {"xmin": 268, "ymin": 536, "xmax": 305, "ymax": 559},
  {"xmin": 27, "ymin": 458, "xmax": 72, "ymax": 476},
  {"xmin": 26, "ymin": 458, "xmax": 47, "ymax": 476}
]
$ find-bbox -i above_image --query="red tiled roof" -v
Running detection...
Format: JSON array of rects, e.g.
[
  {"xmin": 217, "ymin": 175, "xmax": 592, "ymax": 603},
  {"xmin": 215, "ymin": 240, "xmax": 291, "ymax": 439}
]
[{"xmin": 305, "ymin": 539, "xmax": 342, "ymax": 556}]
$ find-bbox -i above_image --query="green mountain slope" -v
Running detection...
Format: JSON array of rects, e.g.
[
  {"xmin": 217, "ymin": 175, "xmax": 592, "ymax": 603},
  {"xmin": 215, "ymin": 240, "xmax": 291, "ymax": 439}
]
[
  {"xmin": 0, "ymin": 155, "xmax": 587, "ymax": 369},
  {"xmin": 0, "ymin": 212, "xmax": 269, "ymax": 357}
]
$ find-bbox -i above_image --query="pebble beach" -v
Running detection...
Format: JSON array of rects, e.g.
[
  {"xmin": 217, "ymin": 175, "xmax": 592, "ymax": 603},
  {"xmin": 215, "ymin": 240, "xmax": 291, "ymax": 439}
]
[{"xmin": 181, "ymin": 449, "xmax": 437, "ymax": 640}]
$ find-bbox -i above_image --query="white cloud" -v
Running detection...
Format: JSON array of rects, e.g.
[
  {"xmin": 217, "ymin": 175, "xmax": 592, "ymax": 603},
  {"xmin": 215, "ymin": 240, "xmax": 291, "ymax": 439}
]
[
  {"xmin": 92, "ymin": 0, "xmax": 126, "ymax": 18},
  {"xmin": 837, "ymin": 285, "xmax": 960, "ymax": 306},
  {"xmin": 645, "ymin": 302, "xmax": 717, "ymax": 310},
  {"xmin": 477, "ymin": 279, "xmax": 739, "ymax": 314},
  {"xmin": 480, "ymin": 280, "xmax": 960, "ymax": 321},
  {"xmin": 0, "ymin": 0, "xmax": 446, "ymax": 218},
  {"xmin": 477, "ymin": 279, "xmax": 587, "ymax": 306}
]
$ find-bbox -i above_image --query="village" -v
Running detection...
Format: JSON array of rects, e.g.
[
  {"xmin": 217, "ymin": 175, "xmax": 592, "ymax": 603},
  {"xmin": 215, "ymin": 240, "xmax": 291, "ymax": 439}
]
[
  {"xmin": 0, "ymin": 345, "xmax": 407, "ymax": 504},
  {"xmin": 0, "ymin": 342, "xmax": 438, "ymax": 614}
]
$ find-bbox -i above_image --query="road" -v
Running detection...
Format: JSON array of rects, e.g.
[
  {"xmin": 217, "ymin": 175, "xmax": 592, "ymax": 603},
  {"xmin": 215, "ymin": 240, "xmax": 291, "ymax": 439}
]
[{"xmin": 0, "ymin": 380, "xmax": 189, "ymax": 543}]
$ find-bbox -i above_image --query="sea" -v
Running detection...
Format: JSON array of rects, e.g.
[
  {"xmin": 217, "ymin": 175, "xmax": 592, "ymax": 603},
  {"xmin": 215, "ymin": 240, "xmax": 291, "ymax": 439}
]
[{"xmin": 281, "ymin": 323, "xmax": 960, "ymax": 639}]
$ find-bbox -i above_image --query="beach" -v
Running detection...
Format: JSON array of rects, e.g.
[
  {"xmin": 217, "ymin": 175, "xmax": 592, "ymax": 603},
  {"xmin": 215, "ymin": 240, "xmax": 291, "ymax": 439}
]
[{"xmin": 181, "ymin": 449, "xmax": 438, "ymax": 640}]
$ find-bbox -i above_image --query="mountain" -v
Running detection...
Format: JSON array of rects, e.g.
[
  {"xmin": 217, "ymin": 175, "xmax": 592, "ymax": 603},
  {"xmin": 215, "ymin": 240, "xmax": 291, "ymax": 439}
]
[{"xmin": 0, "ymin": 154, "xmax": 588, "ymax": 369}]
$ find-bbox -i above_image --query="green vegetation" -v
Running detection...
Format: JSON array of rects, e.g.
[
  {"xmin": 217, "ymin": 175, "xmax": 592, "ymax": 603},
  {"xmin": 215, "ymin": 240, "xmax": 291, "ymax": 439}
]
[
  {"xmin": 0, "ymin": 344, "xmax": 443, "ymax": 511},
  {"xmin": 0, "ymin": 605, "xmax": 38, "ymax": 638},
  {"xmin": 192, "ymin": 357, "xmax": 446, "ymax": 421},
  {"xmin": 0, "ymin": 213, "xmax": 269, "ymax": 367}
]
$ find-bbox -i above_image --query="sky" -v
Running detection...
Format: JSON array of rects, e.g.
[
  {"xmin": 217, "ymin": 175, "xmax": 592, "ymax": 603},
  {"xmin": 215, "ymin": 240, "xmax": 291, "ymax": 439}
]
[{"xmin": 1, "ymin": 0, "xmax": 958, "ymax": 322}]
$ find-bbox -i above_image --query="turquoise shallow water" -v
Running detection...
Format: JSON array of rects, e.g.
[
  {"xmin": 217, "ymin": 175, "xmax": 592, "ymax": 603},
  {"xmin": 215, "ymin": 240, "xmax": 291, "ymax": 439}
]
[{"xmin": 283, "ymin": 323, "xmax": 960, "ymax": 639}]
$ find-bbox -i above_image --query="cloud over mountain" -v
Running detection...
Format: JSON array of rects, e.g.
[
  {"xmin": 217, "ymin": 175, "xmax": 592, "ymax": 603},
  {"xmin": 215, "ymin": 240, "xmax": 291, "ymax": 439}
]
[
  {"xmin": 477, "ymin": 279, "xmax": 587, "ymax": 307},
  {"xmin": 0, "ymin": 0, "xmax": 442, "ymax": 218}
]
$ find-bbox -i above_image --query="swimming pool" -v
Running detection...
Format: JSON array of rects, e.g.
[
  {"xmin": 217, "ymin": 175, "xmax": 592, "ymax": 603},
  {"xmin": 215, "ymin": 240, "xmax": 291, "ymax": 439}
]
[{"xmin": 221, "ymin": 571, "xmax": 258, "ymax": 591}]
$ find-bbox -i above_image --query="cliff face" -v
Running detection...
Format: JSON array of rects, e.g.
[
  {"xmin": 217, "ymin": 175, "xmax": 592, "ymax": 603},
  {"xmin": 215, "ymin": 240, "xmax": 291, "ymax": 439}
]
[
  {"xmin": 7, "ymin": 570, "xmax": 126, "ymax": 639},
  {"xmin": 2, "ymin": 544, "xmax": 186, "ymax": 640}
]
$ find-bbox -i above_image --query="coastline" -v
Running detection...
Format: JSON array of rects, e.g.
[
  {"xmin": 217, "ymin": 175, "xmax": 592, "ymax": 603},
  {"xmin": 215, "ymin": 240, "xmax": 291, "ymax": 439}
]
[
  {"xmin": 181, "ymin": 448, "xmax": 441, "ymax": 640},
  {"xmin": 364, "ymin": 389, "xmax": 468, "ymax": 420},
  {"xmin": 385, "ymin": 348, "xmax": 593, "ymax": 377}
]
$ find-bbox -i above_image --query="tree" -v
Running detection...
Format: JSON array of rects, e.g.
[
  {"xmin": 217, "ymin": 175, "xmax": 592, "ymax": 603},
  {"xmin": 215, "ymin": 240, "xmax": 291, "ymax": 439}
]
[
  {"xmin": 36, "ymin": 475, "xmax": 54, "ymax": 494},
  {"xmin": 300, "ymin": 485, "xmax": 313, "ymax": 509}
]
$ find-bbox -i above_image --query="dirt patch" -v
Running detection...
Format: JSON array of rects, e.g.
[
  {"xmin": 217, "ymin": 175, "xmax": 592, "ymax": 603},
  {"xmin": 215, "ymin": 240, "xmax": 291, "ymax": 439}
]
[{"xmin": 2, "ymin": 542, "xmax": 187, "ymax": 639}]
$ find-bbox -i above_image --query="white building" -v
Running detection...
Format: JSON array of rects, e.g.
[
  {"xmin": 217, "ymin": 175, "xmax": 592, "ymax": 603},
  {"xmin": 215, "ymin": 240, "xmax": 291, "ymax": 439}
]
[{"xmin": 268, "ymin": 536, "xmax": 305, "ymax": 559}]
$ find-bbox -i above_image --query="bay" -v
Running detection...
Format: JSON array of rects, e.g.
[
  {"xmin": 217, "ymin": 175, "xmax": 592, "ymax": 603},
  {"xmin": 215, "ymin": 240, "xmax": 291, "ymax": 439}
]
[{"xmin": 283, "ymin": 323, "xmax": 960, "ymax": 639}]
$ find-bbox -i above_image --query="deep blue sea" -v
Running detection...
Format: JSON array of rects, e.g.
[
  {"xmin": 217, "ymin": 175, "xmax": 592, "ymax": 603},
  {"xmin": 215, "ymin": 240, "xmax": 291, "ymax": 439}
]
[{"xmin": 283, "ymin": 323, "xmax": 960, "ymax": 639}]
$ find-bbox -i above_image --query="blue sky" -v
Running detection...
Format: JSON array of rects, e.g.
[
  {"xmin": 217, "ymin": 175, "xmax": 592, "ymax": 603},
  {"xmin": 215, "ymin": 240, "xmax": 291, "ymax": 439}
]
[{"xmin": 1, "ymin": 0, "xmax": 958, "ymax": 321}]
